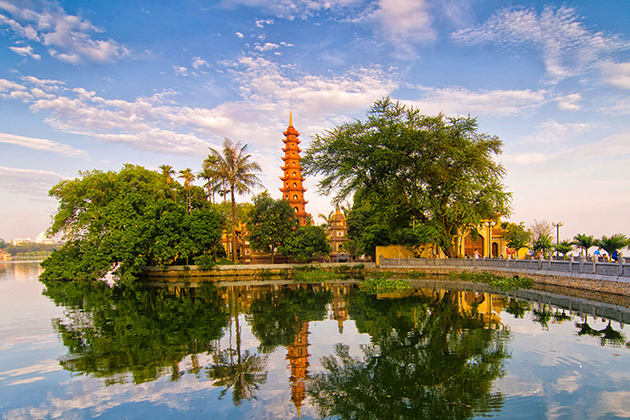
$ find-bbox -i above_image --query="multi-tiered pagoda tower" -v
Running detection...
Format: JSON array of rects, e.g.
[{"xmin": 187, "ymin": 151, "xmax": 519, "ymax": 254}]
[{"xmin": 280, "ymin": 112, "xmax": 309, "ymax": 226}]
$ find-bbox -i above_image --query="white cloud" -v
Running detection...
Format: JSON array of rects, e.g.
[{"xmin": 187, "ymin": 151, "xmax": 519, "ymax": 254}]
[
  {"xmin": 228, "ymin": 56, "xmax": 397, "ymax": 121},
  {"xmin": 600, "ymin": 61, "xmax": 630, "ymax": 89},
  {"xmin": 599, "ymin": 96, "xmax": 630, "ymax": 116},
  {"xmin": 0, "ymin": 78, "xmax": 26, "ymax": 92},
  {"xmin": 451, "ymin": 6, "xmax": 630, "ymax": 83},
  {"xmin": 219, "ymin": 0, "xmax": 361, "ymax": 19},
  {"xmin": 522, "ymin": 119, "xmax": 595, "ymax": 146},
  {"xmin": 254, "ymin": 42, "xmax": 280, "ymax": 52},
  {"xmin": 0, "ymin": 165, "xmax": 64, "ymax": 195},
  {"xmin": 235, "ymin": 31, "xmax": 244, "ymax": 38},
  {"xmin": 502, "ymin": 130, "xmax": 630, "ymax": 168},
  {"xmin": 405, "ymin": 85, "xmax": 548, "ymax": 117},
  {"xmin": 255, "ymin": 18, "xmax": 273, "ymax": 28},
  {"xmin": 0, "ymin": 132, "xmax": 89, "ymax": 158},
  {"xmin": 21, "ymin": 75, "xmax": 65, "ymax": 89},
  {"xmin": 500, "ymin": 152, "xmax": 549, "ymax": 166},
  {"xmin": 173, "ymin": 65, "xmax": 188, "ymax": 77},
  {"xmin": 0, "ymin": 61, "xmax": 395, "ymax": 160},
  {"xmin": 0, "ymin": 0, "xmax": 130, "ymax": 64},
  {"xmin": 9, "ymin": 44, "xmax": 41, "ymax": 59},
  {"xmin": 192, "ymin": 56, "xmax": 210, "ymax": 70},
  {"xmin": 370, "ymin": 0, "xmax": 437, "ymax": 50},
  {"xmin": 555, "ymin": 93, "xmax": 582, "ymax": 111}
]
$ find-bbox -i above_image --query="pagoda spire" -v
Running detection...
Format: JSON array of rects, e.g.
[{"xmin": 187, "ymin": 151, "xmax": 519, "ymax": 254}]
[{"xmin": 280, "ymin": 112, "xmax": 310, "ymax": 226}]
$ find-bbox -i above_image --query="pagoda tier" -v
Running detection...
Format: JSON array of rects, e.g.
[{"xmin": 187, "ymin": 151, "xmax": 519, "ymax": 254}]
[{"xmin": 279, "ymin": 112, "xmax": 310, "ymax": 226}]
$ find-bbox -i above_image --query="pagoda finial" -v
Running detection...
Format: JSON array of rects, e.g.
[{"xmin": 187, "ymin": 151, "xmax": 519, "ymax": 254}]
[{"xmin": 289, "ymin": 110, "xmax": 294, "ymax": 128}]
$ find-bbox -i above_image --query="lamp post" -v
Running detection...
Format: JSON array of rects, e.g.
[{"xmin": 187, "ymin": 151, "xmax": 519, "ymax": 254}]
[{"xmin": 552, "ymin": 222, "xmax": 563, "ymax": 259}]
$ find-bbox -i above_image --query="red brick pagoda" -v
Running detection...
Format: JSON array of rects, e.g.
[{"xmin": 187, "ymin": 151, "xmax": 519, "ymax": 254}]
[{"xmin": 280, "ymin": 112, "xmax": 310, "ymax": 226}]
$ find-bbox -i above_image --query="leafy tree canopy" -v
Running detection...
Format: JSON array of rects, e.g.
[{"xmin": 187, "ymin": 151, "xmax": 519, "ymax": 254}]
[
  {"xmin": 597, "ymin": 234, "xmax": 630, "ymax": 256},
  {"xmin": 303, "ymin": 98, "xmax": 511, "ymax": 257},
  {"xmin": 572, "ymin": 233, "xmax": 596, "ymax": 258},
  {"xmin": 280, "ymin": 225, "xmax": 331, "ymax": 263},
  {"xmin": 40, "ymin": 164, "xmax": 224, "ymax": 282},
  {"xmin": 501, "ymin": 222, "xmax": 531, "ymax": 254},
  {"xmin": 246, "ymin": 192, "xmax": 297, "ymax": 263}
]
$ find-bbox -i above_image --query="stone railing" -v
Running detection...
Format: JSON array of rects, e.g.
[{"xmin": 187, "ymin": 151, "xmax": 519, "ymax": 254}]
[{"xmin": 379, "ymin": 256, "xmax": 630, "ymax": 279}]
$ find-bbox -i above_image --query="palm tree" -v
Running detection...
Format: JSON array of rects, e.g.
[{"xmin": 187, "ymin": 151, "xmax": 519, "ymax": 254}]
[
  {"xmin": 200, "ymin": 155, "xmax": 222, "ymax": 204},
  {"xmin": 572, "ymin": 233, "xmax": 596, "ymax": 258},
  {"xmin": 206, "ymin": 138, "xmax": 263, "ymax": 262},
  {"xmin": 532, "ymin": 233, "xmax": 553, "ymax": 259},
  {"xmin": 159, "ymin": 164, "xmax": 176, "ymax": 184},
  {"xmin": 178, "ymin": 168, "xmax": 196, "ymax": 213},
  {"xmin": 553, "ymin": 240, "xmax": 573, "ymax": 260},
  {"xmin": 596, "ymin": 234, "xmax": 630, "ymax": 258},
  {"xmin": 207, "ymin": 286, "xmax": 268, "ymax": 405}
]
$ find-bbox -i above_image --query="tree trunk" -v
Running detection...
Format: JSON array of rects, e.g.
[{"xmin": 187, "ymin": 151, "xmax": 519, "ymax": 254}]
[{"xmin": 231, "ymin": 187, "xmax": 238, "ymax": 262}]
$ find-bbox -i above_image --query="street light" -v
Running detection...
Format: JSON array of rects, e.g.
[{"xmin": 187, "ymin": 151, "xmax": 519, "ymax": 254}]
[{"xmin": 552, "ymin": 222, "xmax": 563, "ymax": 259}]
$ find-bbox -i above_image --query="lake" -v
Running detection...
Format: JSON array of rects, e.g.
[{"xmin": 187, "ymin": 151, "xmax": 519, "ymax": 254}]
[{"xmin": 1, "ymin": 261, "xmax": 630, "ymax": 419}]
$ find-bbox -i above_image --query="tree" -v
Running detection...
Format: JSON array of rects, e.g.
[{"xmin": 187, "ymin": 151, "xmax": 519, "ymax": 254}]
[
  {"xmin": 206, "ymin": 138, "xmax": 263, "ymax": 262},
  {"xmin": 40, "ymin": 165, "xmax": 223, "ymax": 282},
  {"xmin": 178, "ymin": 168, "xmax": 196, "ymax": 213},
  {"xmin": 596, "ymin": 234, "xmax": 630, "ymax": 257},
  {"xmin": 159, "ymin": 164, "xmax": 176, "ymax": 184},
  {"xmin": 247, "ymin": 192, "xmax": 297, "ymax": 264},
  {"xmin": 302, "ymin": 98, "xmax": 511, "ymax": 258},
  {"xmin": 532, "ymin": 233, "xmax": 554, "ymax": 259},
  {"xmin": 501, "ymin": 222, "xmax": 531, "ymax": 259},
  {"xmin": 553, "ymin": 240, "xmax": 574, "ymax": 260},
  {"xmin": 529, "ymin": 219, "xmax": 553, "ymax": 240},
  {"xmin": 281, "ymin": 225, "xmax": 332, "ymax": 263},
  {"xmin": 572, "ymin": 234, "xmax": 596, "ymax": 258}
]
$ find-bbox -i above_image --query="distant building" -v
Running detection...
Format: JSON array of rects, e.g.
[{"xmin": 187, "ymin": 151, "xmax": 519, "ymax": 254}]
[
  {"xmin": 11, "ymin": 238, "xmax": 32, "ymax": 246},
  {"xmin": 36, "ymin": 232, "xmax": 54, "ymax": 244}
]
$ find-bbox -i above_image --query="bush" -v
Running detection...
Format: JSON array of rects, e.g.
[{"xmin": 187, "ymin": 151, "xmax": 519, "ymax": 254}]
[{"xmin": 194, "ymin": 254, "xmax": 216, "ymax": 271}]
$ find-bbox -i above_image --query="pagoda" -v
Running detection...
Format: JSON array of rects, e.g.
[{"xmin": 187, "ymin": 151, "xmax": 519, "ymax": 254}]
[{"xmin": 280, "ymin": 112, "xmax": 309, "ymax": 226}]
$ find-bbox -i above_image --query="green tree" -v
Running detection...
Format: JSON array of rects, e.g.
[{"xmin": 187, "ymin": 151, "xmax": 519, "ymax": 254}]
[
  {"xmin": 247, "ymin": 192, "xmax": 297, "ymax": 263},
  {"xmin": 501, "ymin": 222, "xmax": 531, "ymax": 259},
  {"xmin": 178, "ymin": 168, "xmax": 196, "ymax": 213},
  {"xmin": 281, "ymin": 225, "xmax": 332, "ymax": 263},
  {"xmin": 206, "ymin": 138, "xmax": 263, "ymax": 262},
  {"xmin": 572, "ymin": 233, "xmax": 596, "ymax": 258},
  {"xmin": 532, "ymin": 233, "xmax": 554, "ymax": 259},
  {"xmin": 40, "ymin": 165, "xmax": 223, "ymax": 282},
  {"xmin": 302, "ymin": 98, "xmax": 511, "ymax": 258},
  {"xmin": 553, "ymin": 240, "xmax": 574, "ymax": 260},
  {"xmin": 596, "ymin": 234, "xmax": 630, "ymax": 257},
  {"xmin": 159, "ymin": 164, "xmax": 176, "ymax": 184}
]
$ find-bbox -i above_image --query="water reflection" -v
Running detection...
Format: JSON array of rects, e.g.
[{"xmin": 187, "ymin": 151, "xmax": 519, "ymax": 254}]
[
  {"xmin": 38, "ymin": 279, "xmax": 630, "ymax": 419},
  {"xmin": 309, "ymin": 290, "xmax": 509, "ymax": 419}
]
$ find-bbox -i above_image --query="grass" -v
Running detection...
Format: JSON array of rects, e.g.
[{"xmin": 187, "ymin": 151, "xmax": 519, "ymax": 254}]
[
  {"xmin": 449, "ymin": 271, "xmax": 534, "ymax": 292},
  {"xmin": 292, "ymin": 265, "xmax": 366, "ymax": 282},
  {"xmin": 359, "ymin": 277, "xmax": 414, "ymax": 294}
]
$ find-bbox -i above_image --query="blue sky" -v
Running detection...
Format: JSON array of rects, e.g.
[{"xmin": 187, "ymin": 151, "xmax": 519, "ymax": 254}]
[{"xmin": 1, "ymin": 0, "xmax": 629, "ymax": 242}]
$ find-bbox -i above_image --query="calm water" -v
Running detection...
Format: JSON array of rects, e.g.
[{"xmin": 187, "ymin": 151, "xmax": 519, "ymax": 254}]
[{"xmin": 1, "ymin": 262, "xmax": 630, "ymax": 420}]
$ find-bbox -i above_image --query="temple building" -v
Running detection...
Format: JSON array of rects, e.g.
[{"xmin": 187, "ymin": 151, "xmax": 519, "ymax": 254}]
[
  {"xmin": 328, "ymin": 208, "xmax": 349, "ymax": 262},
  {"xmin": 280, "ymin": 112, "xmax": 310, "ymax": 226}
]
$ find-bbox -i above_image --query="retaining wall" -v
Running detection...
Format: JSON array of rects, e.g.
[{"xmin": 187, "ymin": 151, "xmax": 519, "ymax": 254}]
[{"xmin": 380, "ymin": 256, "xmax": 630, "ymax": 297}]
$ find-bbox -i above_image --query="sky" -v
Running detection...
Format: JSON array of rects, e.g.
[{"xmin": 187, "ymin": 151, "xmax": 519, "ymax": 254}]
[{"xmin": 1, "ymin": 0, "xmax": 629, "ymax": 243}]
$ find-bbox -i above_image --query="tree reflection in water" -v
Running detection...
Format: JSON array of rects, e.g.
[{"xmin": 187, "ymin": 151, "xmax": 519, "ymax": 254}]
[
  {"xmin": 42, "ymin": 280, "xmax": 227, "ymax": 385},
  {"xmin": 308, "ymin": 290, "xmax": 509, "ymax": 420},
  {"xmin": 40, "ymin": 279, "xmax": 630, "ymax": 416}
]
